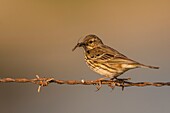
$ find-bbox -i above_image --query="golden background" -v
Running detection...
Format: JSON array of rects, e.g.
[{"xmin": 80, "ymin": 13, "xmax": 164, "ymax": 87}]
[{"xmin": 0, "ymin": 0, "xmax": 170, "ymax": 113}]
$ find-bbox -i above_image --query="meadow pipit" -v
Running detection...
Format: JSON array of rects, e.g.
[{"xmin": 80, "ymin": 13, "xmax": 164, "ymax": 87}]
[{"xmin": 72, "ymin": 34, "xmax": 159, "ymax": 82}]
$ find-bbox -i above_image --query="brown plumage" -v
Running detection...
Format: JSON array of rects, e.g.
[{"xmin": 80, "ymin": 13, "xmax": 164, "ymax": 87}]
[{"xmin": 73, "ymin": 34, "xmax": 159, "ymax": 79}]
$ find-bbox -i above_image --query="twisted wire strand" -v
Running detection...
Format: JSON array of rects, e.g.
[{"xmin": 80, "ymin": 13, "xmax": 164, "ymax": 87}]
[{"xmin": 0, "ymin": 75, "xmax": 170, "ymax": 92}]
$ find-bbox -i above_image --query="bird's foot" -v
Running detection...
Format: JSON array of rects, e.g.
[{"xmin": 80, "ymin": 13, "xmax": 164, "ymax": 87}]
[
  {"xmin": 95, "ymin": 77, "xmax": 107, "ymax": 91},
  {"xmin": 111, "ymin": 77, "xmax": 131, "ymax": 91},
  {"xmin": 108, "ymin": 82, "xmax": 116, "ymax": 91}
]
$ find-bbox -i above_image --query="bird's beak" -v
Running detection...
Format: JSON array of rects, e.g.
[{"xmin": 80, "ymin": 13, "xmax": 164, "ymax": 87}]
[{"xmin": 72, "ymin": 42, "xmax": 85, "ymax": 51}]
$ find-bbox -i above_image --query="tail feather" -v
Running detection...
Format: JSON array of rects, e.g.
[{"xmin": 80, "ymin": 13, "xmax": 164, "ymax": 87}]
[{"xmin": 140, "ymin": 64, "xmax": 159, "ymax": 69}]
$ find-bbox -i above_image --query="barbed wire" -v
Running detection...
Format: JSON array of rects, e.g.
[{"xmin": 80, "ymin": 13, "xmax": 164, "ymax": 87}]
[{"xmin": 0, "ymin": 75, "xmax": 170, "ymax": 92}]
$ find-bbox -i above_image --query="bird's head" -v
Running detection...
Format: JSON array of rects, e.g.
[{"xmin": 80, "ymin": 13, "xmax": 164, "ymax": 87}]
[{"xmin": 72, "ymin": 34, "xmax": 103, "ymax": 51}]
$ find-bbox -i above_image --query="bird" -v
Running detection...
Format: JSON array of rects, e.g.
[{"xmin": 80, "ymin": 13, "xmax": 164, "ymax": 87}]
[{"xmin": 72, "ymin": 34, "xmax": 159, "ymax": 81}]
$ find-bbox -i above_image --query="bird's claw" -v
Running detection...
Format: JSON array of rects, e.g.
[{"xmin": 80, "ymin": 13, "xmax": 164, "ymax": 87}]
[
  {"xmin": 95, "ymin": 80, "xmax": 102, "ymax": 91},
  {"xmin": 108, "ymin": 82, "xmax": 115, "ymax": 91},
  {"xmin": 114, "ymin": 77, "xmax": 131, "ymax": 91}
]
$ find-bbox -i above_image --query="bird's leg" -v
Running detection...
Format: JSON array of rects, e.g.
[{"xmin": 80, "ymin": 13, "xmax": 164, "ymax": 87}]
[
  {"xmin": 95, "ymin": 77, "xmax": 107, "ymax": 91},
  {"xmin": 111, "ymin": 76, "xmax": 131, "ymax": 81},
  {"xmin": 115, "ymin": 77, "xmax": 131, "ymax": 81}
]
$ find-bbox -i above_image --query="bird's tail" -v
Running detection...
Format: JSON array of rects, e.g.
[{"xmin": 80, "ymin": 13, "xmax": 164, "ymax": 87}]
[{"xmin": 139, "ymin": 64, "xmax": 159, "ymax": 69}]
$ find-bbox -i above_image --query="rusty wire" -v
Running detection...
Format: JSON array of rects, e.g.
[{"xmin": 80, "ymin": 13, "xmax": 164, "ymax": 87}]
[{"xmin": 0, "ymin": 75, "xmax": 170, "ymax": 92}]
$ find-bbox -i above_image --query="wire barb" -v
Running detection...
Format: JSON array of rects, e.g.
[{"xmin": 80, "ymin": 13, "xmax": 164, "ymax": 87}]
[{"xmin": 34, "ymin": 75, "xmax": 54, "ymax": 92}]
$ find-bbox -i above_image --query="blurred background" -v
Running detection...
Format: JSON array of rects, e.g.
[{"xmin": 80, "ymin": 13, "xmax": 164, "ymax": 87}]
[{"xmin": 0, "ymin": 0, "xmax": 170, "ymax": 113}]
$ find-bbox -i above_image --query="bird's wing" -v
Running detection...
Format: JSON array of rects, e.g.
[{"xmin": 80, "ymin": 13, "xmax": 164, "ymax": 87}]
[
  {"xmin": 95, "ymin": 45, "xmax": 138, "ymax": 64},
  {"xmin": 99, "ymin": 45, "xmax": 127, "ymax": 58}
]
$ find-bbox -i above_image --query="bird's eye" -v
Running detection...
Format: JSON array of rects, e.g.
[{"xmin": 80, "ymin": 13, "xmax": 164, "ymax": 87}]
[{"xmin": 89, "ymin": 40, "xmax": 93, "ymax": 44}]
